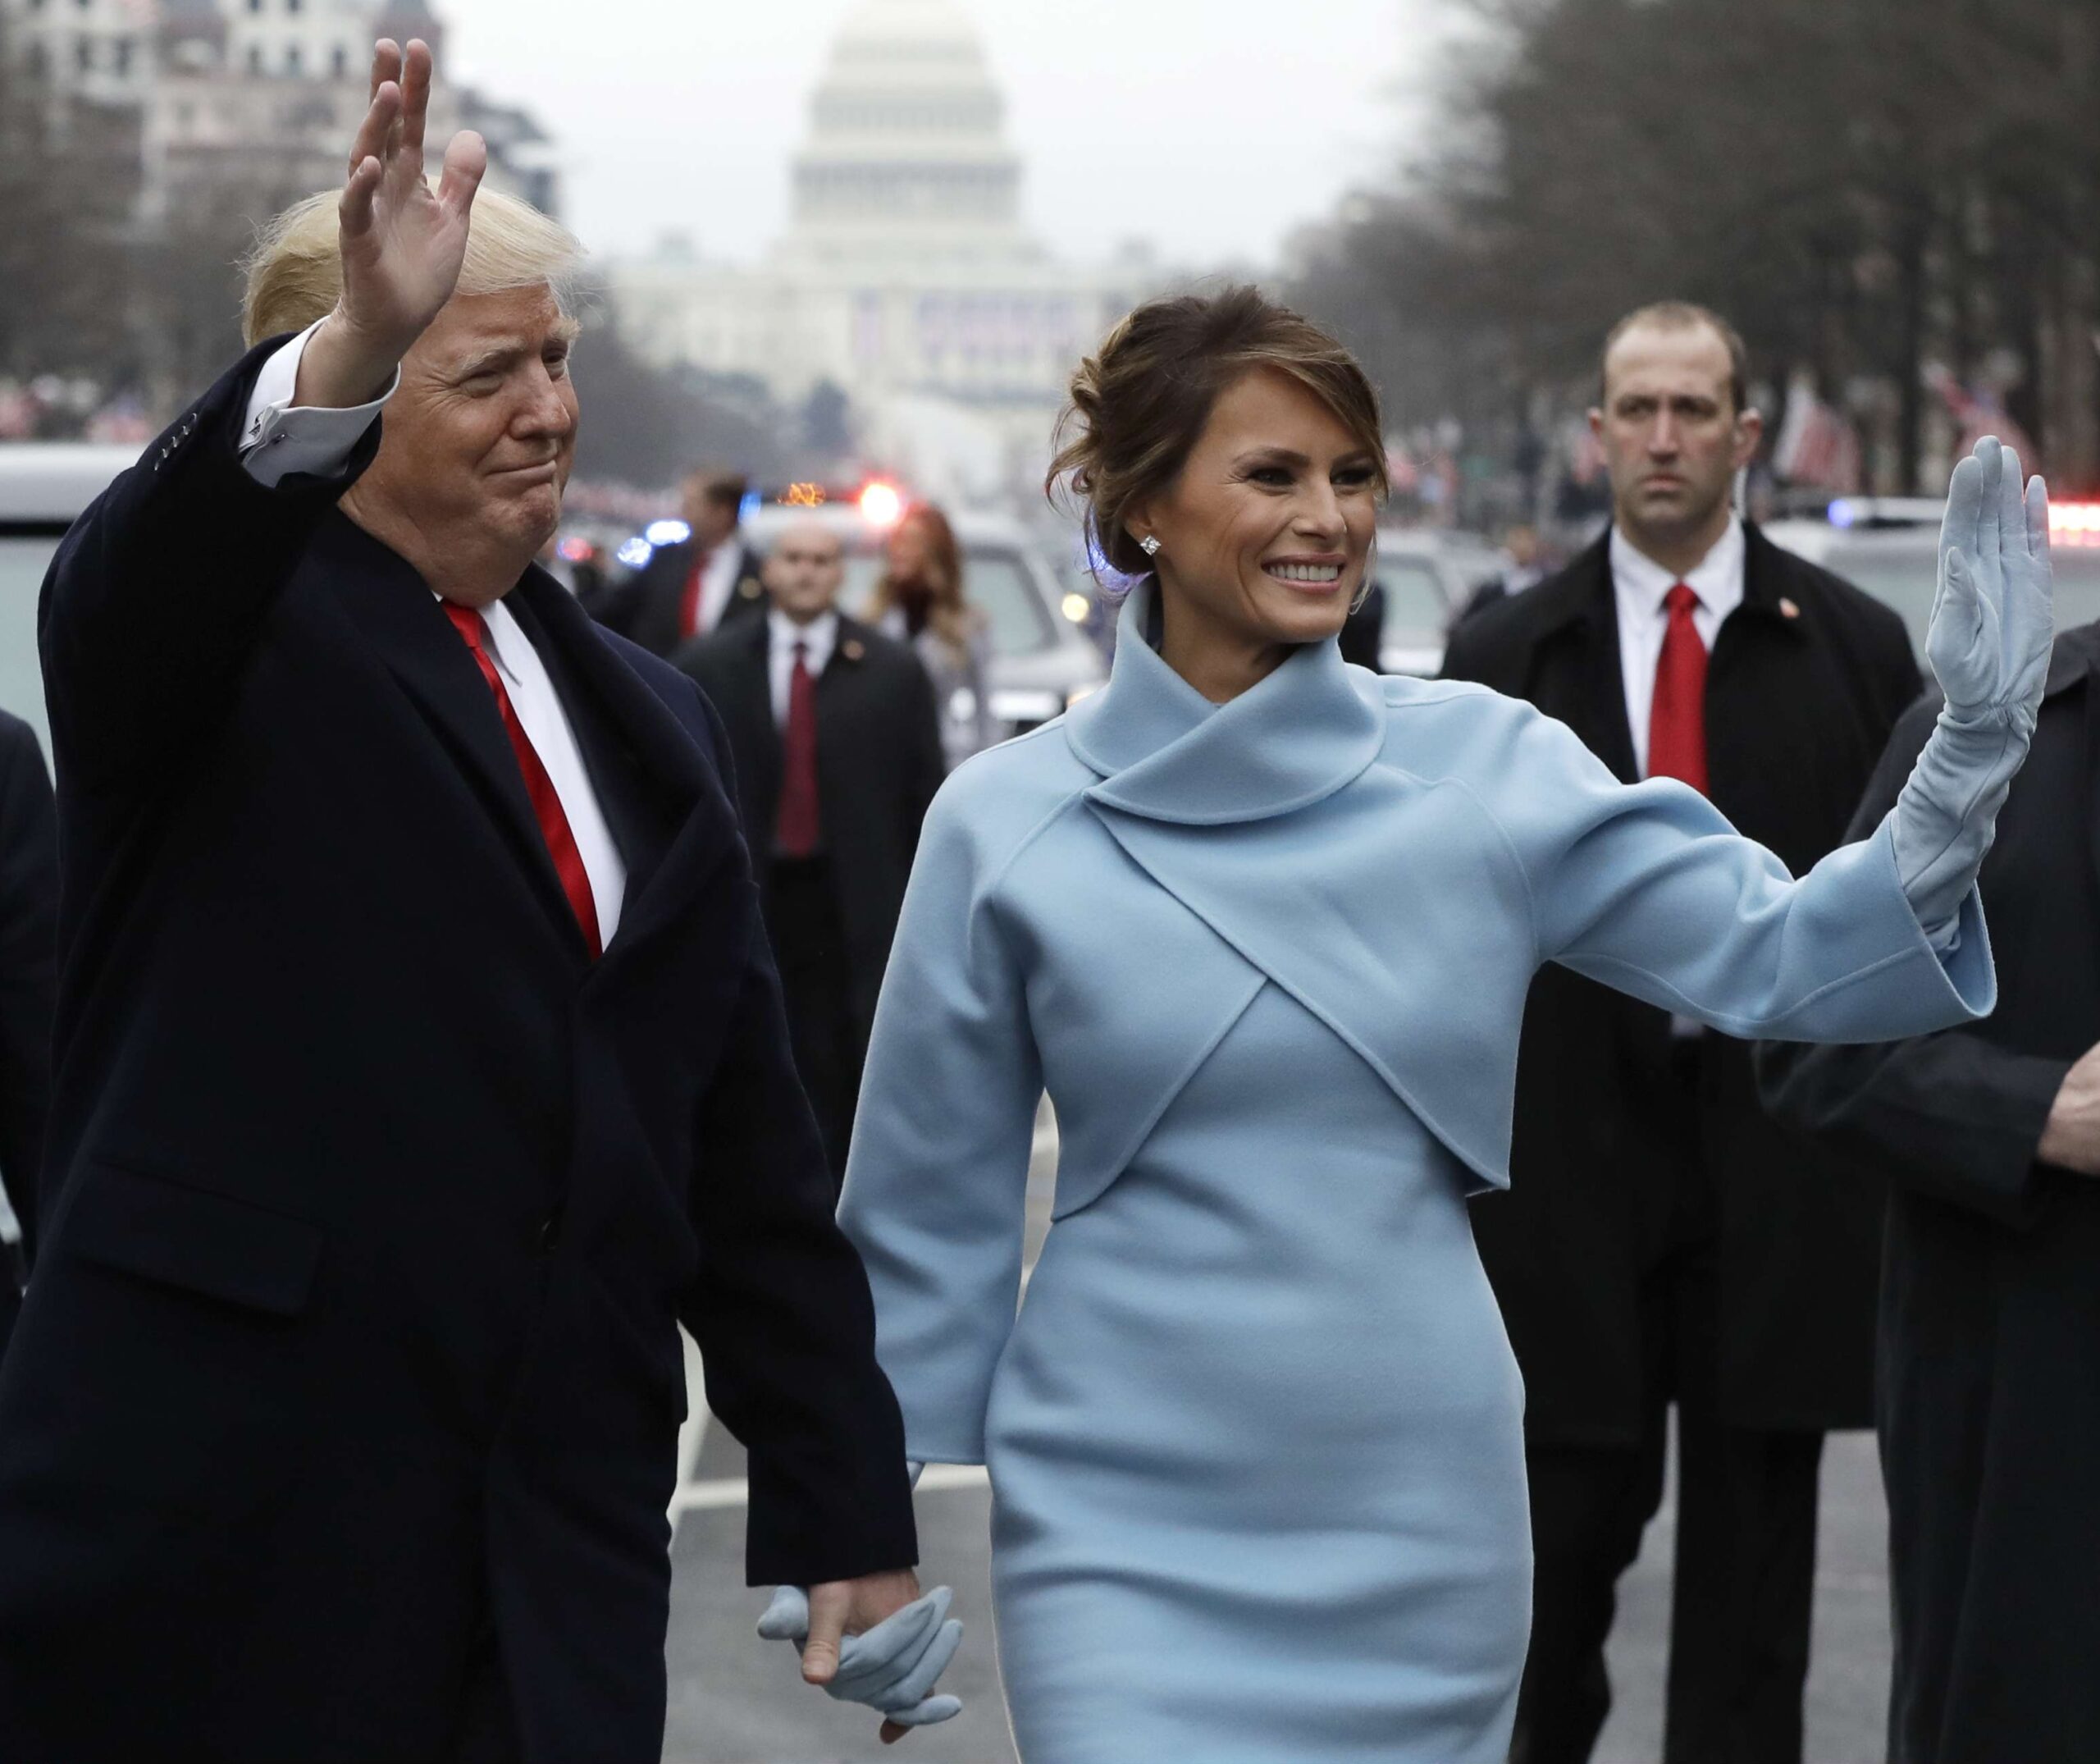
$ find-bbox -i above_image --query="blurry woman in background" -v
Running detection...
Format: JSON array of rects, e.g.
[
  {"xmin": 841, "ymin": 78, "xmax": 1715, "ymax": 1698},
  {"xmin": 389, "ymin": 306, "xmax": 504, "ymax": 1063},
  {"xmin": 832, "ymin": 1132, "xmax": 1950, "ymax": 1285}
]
[{"xmin": 868, "ymin": 505, "xmax": 997, "ymax": 767}]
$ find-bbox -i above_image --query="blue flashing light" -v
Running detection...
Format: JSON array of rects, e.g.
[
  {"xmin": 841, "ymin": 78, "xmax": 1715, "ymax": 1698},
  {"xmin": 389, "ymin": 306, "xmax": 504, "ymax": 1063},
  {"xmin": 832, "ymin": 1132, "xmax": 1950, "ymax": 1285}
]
[
  {"xmin": 1827, "ymin": 498, "xmax": 1860, "ymax": 530},
  {"xmin": 615, "ymin": 537, "xmax": 655, "ymax": 569},
  {"xmin": 738, "ymin": 491, "xmax": 764, "ymax": 525},
  {"xmin": 644, "ymin": 519, "xmax": 692, "ymax": 547}
]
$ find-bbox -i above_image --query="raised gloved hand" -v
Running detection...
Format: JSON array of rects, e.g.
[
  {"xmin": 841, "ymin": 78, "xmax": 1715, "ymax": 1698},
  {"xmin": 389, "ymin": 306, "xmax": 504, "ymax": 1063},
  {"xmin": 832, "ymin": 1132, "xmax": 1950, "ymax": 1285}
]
[
  {"xmin": 758, "ymin": 1582, "xmax": 964, "ymax": 1734},
  {"xmin": 1891, "ymin": 436, "xmax": 2053, "ymax": 937}
]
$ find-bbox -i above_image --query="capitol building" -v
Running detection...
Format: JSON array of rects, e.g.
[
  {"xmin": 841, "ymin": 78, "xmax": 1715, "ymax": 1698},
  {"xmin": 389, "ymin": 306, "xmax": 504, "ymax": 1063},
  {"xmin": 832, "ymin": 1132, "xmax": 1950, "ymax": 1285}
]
[{"xmin": 608, "ymin": 0, "xmax": 1161, "ymax": 500}]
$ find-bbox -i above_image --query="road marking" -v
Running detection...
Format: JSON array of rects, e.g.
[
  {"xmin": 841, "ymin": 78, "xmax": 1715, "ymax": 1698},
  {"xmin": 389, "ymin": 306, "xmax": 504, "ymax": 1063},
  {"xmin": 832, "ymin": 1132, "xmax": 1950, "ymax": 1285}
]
[{"xmin": 671, "ymin": 1463, "xmax": 990, "ymax": 1517}]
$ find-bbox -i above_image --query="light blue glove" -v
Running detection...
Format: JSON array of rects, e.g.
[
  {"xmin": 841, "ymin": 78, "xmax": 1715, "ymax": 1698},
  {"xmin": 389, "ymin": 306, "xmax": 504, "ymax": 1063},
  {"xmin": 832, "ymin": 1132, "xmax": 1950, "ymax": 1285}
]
[
  {"xmin": 756, "ymin": 1583, "xmax": 965, "ymax": 1729},
  {"xmin": 1891, "ymin": 436, "xmax": 2052, "ymax": 939}
]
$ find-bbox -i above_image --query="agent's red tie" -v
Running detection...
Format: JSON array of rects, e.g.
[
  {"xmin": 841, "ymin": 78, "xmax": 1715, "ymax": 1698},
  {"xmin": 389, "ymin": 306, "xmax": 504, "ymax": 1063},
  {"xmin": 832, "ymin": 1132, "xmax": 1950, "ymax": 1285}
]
[
  {"xmin": 1647, "ymin": 583, "xmax": 1710, "ymax": 795},
  {"xmin": 678, "ymin": 550, "xmax": 714, "ymax": 641},
  {"xmin": 776, "ymin": 641, "xmax": 822, "ymax": 857},
  {"xmin": 442, "ymin": 602, "xmax": 603, "ymax": 956}
]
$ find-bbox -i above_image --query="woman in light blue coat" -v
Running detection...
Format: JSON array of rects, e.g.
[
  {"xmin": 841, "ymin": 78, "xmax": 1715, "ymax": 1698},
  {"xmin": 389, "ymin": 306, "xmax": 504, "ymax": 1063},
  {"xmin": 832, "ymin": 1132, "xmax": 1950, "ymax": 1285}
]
[{"xmin": 832, "ymin": 290, "xmax": 2052, "ymax": 1762}]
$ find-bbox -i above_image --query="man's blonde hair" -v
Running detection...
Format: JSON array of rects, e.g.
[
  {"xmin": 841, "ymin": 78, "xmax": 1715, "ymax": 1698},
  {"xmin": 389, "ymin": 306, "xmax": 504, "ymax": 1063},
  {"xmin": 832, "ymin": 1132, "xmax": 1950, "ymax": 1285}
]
[{"xmin": 241, "ymin": 185, "xmax": 587, "ymax": 346}]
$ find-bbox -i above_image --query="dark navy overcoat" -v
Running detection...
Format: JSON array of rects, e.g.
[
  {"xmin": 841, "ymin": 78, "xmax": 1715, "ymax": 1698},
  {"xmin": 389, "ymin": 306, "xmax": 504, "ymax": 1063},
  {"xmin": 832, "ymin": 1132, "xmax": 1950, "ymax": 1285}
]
[{"xmin": 0, "ymin": 340, "xmax": 915, "ymax": 1763}]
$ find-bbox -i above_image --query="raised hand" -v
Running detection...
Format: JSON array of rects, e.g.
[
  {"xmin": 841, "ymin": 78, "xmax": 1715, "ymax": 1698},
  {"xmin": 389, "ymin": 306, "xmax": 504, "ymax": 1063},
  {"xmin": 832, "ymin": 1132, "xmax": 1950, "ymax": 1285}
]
[
  {"xmin": 1927, "ymin": 436, "xmax": 2052, "ymax": 729},
  {"xmin": 297, "ymin": 39, "xmax": 487, "ymax": 409},
  {"xmin": 1892, "ymin": 436, "xmax": 2054, "ymax": 930}
]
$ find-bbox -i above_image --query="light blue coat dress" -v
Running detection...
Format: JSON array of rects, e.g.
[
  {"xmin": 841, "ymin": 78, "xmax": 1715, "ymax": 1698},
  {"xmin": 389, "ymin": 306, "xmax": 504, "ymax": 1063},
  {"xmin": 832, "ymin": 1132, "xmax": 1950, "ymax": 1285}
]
[{"xmin": 837, "ymin": 584, "xmax": 1993, "ymax": 1763}]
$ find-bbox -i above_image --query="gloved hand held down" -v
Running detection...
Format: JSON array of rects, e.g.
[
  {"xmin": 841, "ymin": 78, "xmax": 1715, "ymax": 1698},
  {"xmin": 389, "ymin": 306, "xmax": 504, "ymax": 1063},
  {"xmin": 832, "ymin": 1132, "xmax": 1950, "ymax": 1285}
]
[
  {"xmin": 1892, "ymin": 436, "xmax": 2054, "ymax": 936},
  {"xmin": 757, "ymin": 1583, "xmax": 965, "ymax": 1732}
]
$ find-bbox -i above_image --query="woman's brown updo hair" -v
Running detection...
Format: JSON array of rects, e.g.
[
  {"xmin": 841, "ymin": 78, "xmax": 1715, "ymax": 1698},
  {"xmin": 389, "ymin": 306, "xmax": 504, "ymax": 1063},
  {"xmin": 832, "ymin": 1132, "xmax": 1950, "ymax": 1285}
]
[{"xmin": 1048, "ymin": 285, "xmax": 1389, "ymax": 580}]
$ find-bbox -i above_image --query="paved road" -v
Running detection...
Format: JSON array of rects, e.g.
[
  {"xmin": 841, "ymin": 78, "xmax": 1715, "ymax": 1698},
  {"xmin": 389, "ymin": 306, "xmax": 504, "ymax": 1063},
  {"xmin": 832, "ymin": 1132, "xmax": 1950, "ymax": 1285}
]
[{"xmin": 662, "ymin": 1120, "xmax": 1892, "ymax": 1763}]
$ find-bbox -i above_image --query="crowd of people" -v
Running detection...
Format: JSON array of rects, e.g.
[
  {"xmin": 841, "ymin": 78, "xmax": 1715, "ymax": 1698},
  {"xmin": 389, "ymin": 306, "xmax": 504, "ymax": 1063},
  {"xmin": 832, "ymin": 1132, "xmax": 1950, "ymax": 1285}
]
[{"xmin": 0, "ymin": 37, "xmax": 2093, "ymax": 1764}]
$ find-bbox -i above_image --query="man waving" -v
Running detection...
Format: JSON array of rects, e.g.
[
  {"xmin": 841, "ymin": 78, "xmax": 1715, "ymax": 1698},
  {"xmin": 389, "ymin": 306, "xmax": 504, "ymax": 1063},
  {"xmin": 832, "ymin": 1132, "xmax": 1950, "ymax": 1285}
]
[{"xmin": 0, "ymin": 41, "xmax": 951, "ymax": 1762}]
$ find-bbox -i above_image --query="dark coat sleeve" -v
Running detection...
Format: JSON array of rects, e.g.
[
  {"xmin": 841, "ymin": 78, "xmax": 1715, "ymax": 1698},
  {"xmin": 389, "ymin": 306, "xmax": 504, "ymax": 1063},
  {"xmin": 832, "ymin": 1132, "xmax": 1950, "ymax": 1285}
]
[
  {"xmin": 672, "ymin": 683, "xmax": 918, "ymax": 1586},
  {"xmin": 1755, "ymin": 696, "xmax": 2071, "ymax": 1227},
  {"xmin": 0, "ymin": 716, "xmax": 57, "ymax": 1264},
  {"xmin": 901, "ymin": 643, "xmax": 948, "ymax": 829},
  {"xmin": 37, "ymin": 340, "xmax": 381, "ymax": 788}
]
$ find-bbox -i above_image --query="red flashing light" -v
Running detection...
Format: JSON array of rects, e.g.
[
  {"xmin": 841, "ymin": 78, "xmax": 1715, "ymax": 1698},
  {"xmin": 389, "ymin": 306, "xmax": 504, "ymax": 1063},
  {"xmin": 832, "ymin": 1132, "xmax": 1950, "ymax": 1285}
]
[
  {"xmin": 860, "ymin": 481, "xmax": 906, "ymax": 529},
  {"xmin": 2050, "ymin": 502, "xmax": 2100, "ymax": 544}
]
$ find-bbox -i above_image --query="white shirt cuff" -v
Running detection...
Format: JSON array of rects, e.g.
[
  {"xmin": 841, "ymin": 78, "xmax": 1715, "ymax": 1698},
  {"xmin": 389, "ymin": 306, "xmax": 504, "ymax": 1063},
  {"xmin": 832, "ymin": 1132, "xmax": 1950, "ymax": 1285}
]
[{"xmin": 239, "ymin": 320, "xmax": 397, "ymax": 488}]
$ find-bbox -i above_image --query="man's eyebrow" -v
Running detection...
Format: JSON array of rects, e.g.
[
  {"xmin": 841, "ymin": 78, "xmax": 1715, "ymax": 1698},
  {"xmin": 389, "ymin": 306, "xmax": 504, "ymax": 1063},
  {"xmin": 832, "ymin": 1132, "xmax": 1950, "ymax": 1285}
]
[{"xmin": 450, "ymin": 342, "xmax": 529, "ymax": 380}]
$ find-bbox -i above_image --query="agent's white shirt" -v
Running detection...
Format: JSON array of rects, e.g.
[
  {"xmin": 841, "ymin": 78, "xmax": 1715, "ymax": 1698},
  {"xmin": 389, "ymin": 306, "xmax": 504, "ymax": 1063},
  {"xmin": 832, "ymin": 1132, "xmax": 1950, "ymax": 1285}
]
[
  {"xmin": 767, "ymin": 609, "xmax": 838, "ymax": 729},
  {"xmin": 1609, "ymin": 516, "xmax": 1745, "ymax": 778},
  {"xmin": 692, "ymin": 542, "xmax": 746, "ymax": 636},
  {"xmin": 240, "ymin": 323, "xmax": 626, "ymax": 942}
]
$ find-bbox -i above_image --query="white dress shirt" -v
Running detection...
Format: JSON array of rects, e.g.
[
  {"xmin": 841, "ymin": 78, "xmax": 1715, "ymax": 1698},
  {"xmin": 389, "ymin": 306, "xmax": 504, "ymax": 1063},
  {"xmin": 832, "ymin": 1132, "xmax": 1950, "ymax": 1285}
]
[
  {"xmin": 1609, "ymin": 517, "xmax": 1746, "ymax": 779},
  {"xmin": 692, "ymin": 542, "xmax": 748, "ymax": 637},
  {"xmin": 238, "ymin": 326, "xmax": 627, "ymax": 943},
  {"xmin": 767, "ymin": 609, "xmax": 838, "ymax": 728}
]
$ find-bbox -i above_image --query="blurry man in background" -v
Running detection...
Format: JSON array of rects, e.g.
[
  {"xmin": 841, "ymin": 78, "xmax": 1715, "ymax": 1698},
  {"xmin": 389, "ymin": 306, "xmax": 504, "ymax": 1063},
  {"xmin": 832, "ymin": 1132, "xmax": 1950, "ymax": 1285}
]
[
  {"xmin": 589, "ymin": 467, "xmax": 766, "ymax": 656},
  {"xmin": 678, "ymin": 520, "xmax": 946, "ymax": 1184},
  {"xmin": 0, "ymin": 709, "xmax": 55, "ymax": 1360},
  {"xmin": 1759, "ymin": 618, "xmax": 2100, "ymax": 1764},
  {"xmin": 1443, "ymin": 302, "xmax": 1920, "ymax": 1764}
]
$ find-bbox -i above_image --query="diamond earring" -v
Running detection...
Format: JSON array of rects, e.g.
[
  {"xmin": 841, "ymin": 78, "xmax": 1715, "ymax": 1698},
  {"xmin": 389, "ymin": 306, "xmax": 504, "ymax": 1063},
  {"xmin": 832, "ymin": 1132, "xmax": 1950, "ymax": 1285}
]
[{"xmin": 1139, "ymin": 536, "xmax": 1162, "ymax": 558}]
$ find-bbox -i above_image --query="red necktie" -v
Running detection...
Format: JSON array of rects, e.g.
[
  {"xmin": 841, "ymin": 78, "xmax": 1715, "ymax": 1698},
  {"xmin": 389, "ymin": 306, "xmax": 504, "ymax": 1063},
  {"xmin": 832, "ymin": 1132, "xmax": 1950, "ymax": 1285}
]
[
  {"xmin": 678, "ymin": 550, "xmax": 714, "ymax": 641},
  {"xmin": 1647, "ymin": 582, "xmax": 1710, "ymax": 795},
  {"xmin": 775, "ymin": 641, "xmax": 822, "ymax": 857},
  {"xmin": 442, "ymin": 602, "xmax": 604, "ymax": 956}
]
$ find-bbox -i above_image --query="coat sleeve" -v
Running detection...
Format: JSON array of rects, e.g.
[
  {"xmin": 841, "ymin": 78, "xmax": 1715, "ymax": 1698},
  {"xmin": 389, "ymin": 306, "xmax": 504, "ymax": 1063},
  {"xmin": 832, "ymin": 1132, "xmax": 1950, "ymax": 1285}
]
[
  {"xmin": 675, "ymin": 685, "xmax": 919, "ymax": 1587},
  {"xmin": 1489, "ymin": 697, "xmax": 1994, "ymax": 1043},
  {"xmin": 38, "ymin": 340, "xmax": 380, "ymax": 788},
  {"xmin": 0, "ymin": 720, "xmax": 57, "ymax": 1264},
  {"xmin": 835, "ymin": 775, "xmax": 1043, "ymax": 1467},
  {"xmin": 1755, "ymin": 697, "xmax": 2070, "ymax": 1228}
]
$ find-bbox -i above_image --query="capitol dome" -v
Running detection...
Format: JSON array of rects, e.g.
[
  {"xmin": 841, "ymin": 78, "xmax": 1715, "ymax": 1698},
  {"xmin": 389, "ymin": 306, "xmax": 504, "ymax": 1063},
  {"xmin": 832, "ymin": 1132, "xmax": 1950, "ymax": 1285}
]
[{"xmin": 790, "ymin": 0, "xmax": 1025, "ymax": 242}]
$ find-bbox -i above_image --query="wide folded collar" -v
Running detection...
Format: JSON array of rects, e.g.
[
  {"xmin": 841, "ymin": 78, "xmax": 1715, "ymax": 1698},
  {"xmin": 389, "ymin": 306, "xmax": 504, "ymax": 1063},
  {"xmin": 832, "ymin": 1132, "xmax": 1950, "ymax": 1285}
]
[{"xmin": 1064, "ymin": 580, "xmax": 1387, "ymax": 825}]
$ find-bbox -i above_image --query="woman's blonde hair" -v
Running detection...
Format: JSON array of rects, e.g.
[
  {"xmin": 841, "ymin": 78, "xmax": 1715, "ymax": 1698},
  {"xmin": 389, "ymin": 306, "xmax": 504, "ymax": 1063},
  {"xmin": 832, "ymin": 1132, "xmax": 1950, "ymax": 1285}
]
[
  {"xmin": 868, "ymin": 504, "xmax": 982, "ymax": 659},
  {"xmin": 240, "ymin": 185, "xmax": 587, "ymax": 347}
]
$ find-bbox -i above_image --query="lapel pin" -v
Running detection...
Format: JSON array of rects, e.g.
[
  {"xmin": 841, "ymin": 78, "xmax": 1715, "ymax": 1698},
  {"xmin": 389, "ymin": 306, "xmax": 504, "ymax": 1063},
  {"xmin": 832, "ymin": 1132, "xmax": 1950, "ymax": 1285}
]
[
  {"xmin": 842, "ymin": 638, "xmax": 865, "ymax": 662},
  {"xmin": 1778, "ymin": 597, "xmax": 1801, "ymax": 619},
  {"xmin": 740, "ymin": 578, "xmax": 762, "ymax": 599}
]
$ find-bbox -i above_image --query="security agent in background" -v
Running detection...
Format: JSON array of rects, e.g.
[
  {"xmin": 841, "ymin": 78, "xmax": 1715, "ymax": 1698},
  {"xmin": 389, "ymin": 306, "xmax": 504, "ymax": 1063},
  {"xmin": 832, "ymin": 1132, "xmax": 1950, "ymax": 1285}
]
[
  {"xmin": 1757, "ymin": 616, "xmax": 2100, "ymax": 1764},
  {"xmin": 587, "ymin": 467, "xmax": 768, "ymax": 656},
  {"xmin": 0, "ymin": 709, "xmax": 56, "ymax": 1359},
  {"xmin": 1441, "ymin": 301, "xmax": 1921, "ymax": 1764},
  {"xmin": 678, "ymin": 519, "xmax": 947, "ymax": 1185}
]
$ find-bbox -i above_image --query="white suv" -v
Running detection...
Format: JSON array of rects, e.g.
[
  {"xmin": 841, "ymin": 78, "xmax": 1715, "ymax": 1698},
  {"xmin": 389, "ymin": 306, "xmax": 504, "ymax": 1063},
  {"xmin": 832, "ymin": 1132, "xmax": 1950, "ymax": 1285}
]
[{"xmin": 0, "ymin": 444, "xmax": 137, "ymax": 749}]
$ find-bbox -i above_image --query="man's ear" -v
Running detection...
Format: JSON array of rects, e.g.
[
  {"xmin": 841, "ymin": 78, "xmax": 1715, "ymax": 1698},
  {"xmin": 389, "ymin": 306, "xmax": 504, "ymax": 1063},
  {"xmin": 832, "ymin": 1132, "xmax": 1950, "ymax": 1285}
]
[
  {"xmin": 1732, "ymin": 406, "xmax": 1765, "ymax": 472},
  {"xmin": 1586, "ymin": 407, "xmax": 1606, "ymax": 443}
]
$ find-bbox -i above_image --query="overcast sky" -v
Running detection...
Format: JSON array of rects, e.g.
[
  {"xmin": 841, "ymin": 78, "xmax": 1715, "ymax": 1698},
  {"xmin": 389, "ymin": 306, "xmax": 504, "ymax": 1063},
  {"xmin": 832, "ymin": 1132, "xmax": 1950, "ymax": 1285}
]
[{"xmin": 435, "ymin": 0, "xmax": 1454, "ymax": 272}]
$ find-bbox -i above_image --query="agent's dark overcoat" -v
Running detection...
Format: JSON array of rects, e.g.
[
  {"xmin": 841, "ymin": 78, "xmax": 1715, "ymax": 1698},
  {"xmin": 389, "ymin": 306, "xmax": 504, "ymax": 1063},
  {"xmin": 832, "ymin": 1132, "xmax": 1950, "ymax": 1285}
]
[
  {"xmin": 587, "ymin": 533, "xmax": 768, "ymax": 658},
  {"xmin": 1759, "ymin": 622, "xmax": 2100, "ymax": 1764},
  {"xmin": 0, "ymin": 341, "xmax": 915, "ymax": 1763},
  {"xmin": 1440, "ymin": 524, "xmax": 1921, "ymax": 1437},
  {"xmin": 677, "ymin": 611, "xmax": 947, "ymax": 1042}
]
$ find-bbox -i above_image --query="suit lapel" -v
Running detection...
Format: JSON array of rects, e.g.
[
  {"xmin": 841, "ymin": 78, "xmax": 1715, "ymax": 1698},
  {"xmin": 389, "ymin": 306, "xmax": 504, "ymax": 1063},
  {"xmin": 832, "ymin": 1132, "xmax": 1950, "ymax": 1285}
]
[
  {"xmin": 1528, "ymin": 538, "xmax": 1639, "ymax": 784},
  {"xmin": 729, "ymin": 615, "xmax": 782, "ymax": 817},
  {"xmin": 317, "ymin": 514, "xmax": 581, "ymax": 944},
  {"xmin": 504, "ymin": 579, "xmax": 667, "ymax": 902},
  {"xmin": 506, "ymin": 571, "xmax": 737, "ymax": 966}
]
